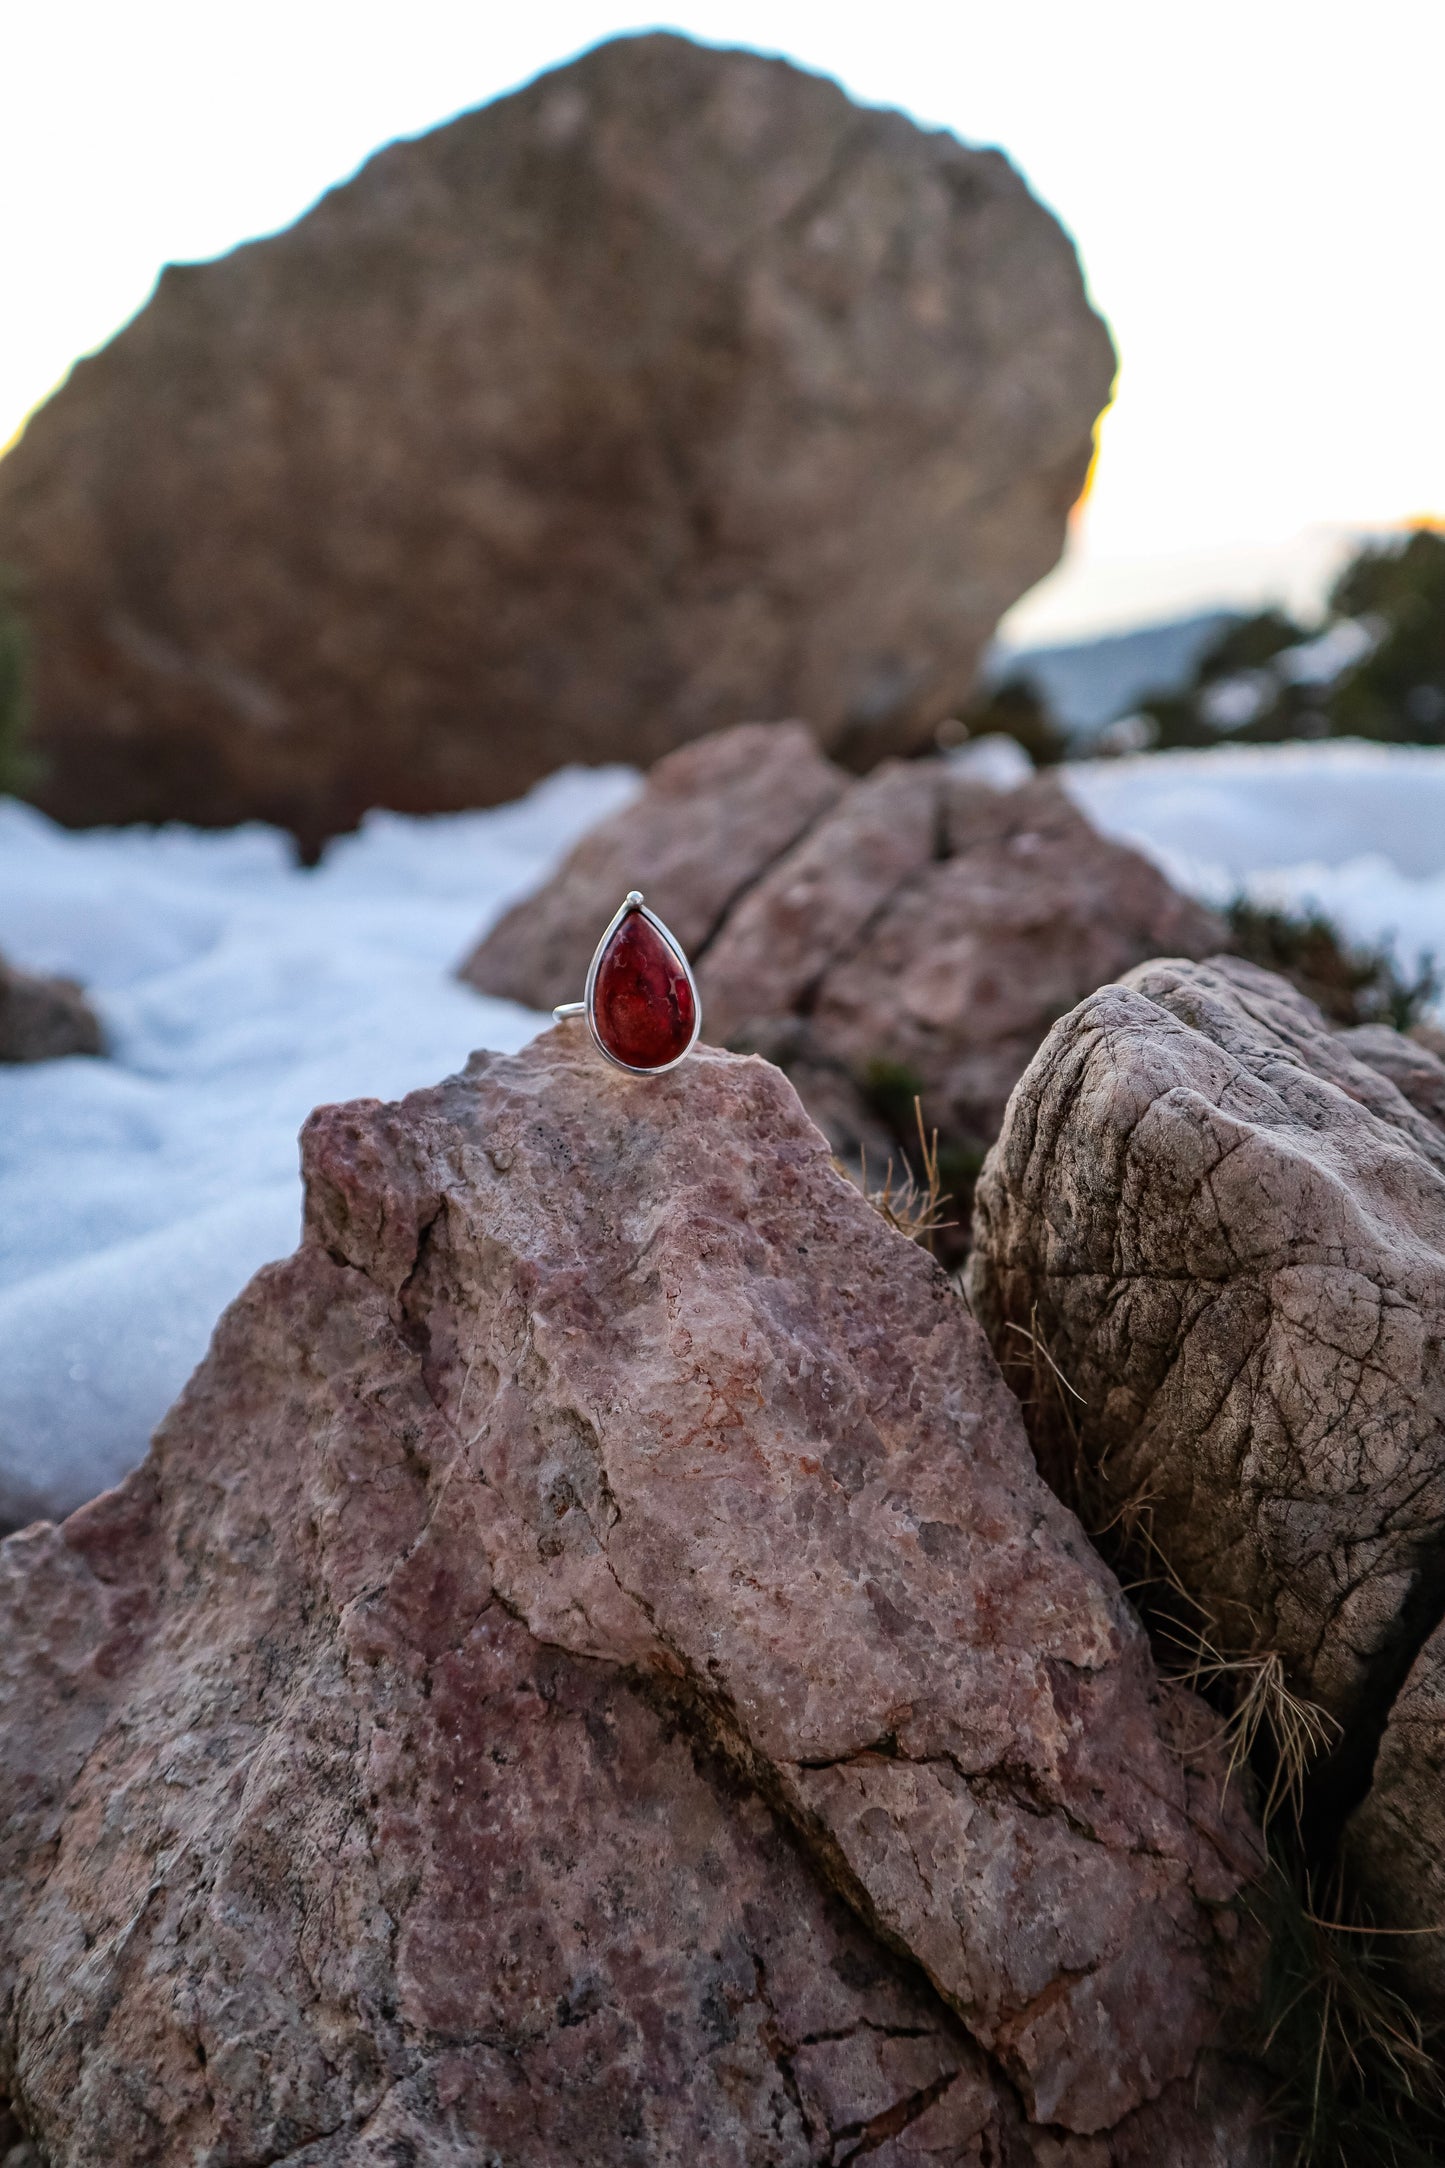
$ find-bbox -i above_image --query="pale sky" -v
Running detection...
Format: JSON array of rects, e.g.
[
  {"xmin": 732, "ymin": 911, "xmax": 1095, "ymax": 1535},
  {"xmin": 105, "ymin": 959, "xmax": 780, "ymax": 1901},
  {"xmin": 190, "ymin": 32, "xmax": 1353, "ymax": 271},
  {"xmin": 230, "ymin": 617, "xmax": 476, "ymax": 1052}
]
[{"xmin": 4, "ymin": 0, "xmax": 1442, "ymax": 639}]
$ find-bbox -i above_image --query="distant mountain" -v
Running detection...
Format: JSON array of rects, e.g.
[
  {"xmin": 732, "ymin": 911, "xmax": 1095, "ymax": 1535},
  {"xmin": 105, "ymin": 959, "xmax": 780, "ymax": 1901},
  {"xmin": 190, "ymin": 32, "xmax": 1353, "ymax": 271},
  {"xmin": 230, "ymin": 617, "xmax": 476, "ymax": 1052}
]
[{"xmin": 987, "ymin": 611, "xmax": 1238, "ymax": 739}]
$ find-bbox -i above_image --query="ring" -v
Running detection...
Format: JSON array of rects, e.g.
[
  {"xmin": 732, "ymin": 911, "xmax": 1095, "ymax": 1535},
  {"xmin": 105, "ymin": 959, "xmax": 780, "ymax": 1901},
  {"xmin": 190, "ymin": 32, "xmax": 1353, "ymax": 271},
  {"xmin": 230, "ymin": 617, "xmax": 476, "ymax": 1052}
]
[{"xmin": 552, "ymin": 890, "xmax": 702, "ymax": 1074}]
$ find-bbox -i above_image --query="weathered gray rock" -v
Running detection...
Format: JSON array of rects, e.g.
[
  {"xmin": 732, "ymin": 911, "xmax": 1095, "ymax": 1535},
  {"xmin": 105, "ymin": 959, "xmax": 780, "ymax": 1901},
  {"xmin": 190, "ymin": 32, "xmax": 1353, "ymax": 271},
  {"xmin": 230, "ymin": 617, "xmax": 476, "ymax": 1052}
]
[
  {"xmin": 1347, "ymin": 1616, "xmax": 1445, "ymax": 2011},
  {"xmin": 1339, "ymin": 1020, "xmax": 1445, "ymax": 1134},
  {"xmin": 465, "ymin": 727, "xmax": 1224, "ymax": 1182},
  {"xmin": 0, "ymin": 1033, "xmax": 1266, "ymax": 2161},
  {"xmin": 0, "ymin": 34, "xmax": 1114, "ymax": 852},
  {"xmin": 460, "ymin": 721, "xmax": 844, "ymax": 1013},
  {"xmin": 0, "ymin": 954, "xmax": 103, "ymax": 1062},
  {"xmin": 966, "ymin": 953, "xmax": 1445, "ymax": 1763}
]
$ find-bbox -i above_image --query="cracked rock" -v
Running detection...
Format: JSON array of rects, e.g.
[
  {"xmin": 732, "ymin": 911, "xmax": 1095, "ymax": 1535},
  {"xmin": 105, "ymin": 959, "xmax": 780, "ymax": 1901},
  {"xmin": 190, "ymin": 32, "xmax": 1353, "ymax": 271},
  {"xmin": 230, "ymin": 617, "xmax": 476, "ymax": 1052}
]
[
  {"xmin": 967, "ymin": 953, "xmax": 1445, "ymax": 1827},
  {"xmin": 0, "ymin": 1034, "xmax": 1266, "ymax": 2161}
]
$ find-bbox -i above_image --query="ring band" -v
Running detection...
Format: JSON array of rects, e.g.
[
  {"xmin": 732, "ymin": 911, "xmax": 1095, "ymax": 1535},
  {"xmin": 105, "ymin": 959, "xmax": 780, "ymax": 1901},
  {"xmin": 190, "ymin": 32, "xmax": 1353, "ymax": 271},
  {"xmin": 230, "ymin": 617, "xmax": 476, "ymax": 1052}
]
[{"xmin": 552, "ymin": 890, "xmax": 702, "ymax": 1074}]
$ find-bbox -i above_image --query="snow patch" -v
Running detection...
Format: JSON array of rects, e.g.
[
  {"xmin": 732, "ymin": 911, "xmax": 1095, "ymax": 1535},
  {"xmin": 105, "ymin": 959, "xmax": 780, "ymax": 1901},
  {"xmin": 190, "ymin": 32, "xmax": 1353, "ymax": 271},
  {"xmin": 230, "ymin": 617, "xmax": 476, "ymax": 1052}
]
[{"xmin": 1065, "ymin": 742, "xmax": 1445, "ymax": 976}]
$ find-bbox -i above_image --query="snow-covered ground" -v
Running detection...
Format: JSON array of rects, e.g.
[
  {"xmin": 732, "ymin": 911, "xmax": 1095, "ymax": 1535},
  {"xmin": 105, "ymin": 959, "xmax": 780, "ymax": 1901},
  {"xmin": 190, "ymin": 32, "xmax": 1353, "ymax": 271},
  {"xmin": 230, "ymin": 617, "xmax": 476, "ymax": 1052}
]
[
  {"xmin": 1067, "ymin": 740, "xmax": 1445, "ymax": 984},
  {"xmin": 3, "ymin": 738, "xmax": 1444, "ymax": 1525}
]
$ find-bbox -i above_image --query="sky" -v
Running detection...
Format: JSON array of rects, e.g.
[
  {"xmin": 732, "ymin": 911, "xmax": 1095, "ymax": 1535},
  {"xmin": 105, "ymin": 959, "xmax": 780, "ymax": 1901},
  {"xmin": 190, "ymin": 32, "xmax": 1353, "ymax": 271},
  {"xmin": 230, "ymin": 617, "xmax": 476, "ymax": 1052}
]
[{"xmin": 4, "ymin": 0, "xmax": 1442, "ymax": 641}]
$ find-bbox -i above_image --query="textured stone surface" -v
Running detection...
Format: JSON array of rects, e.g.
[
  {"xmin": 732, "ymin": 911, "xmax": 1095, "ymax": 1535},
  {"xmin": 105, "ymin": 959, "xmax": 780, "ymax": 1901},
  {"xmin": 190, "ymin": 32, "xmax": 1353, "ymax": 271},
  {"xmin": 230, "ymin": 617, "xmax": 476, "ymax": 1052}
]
[
  {"xmin": 461, "ymin": 722, "xmax": 844, "ymax": 1013},
  {"xmin": 467, "ymin": 729, "xmax": 1223, "ymax": 1177},
  {"xmin": 0, "ymin": 1034, "xmax": 1265, "ymax": 2161},
  {"xmin": 1339, "ymin": 1020, "xmax": 1445, "ymax": 1134},
  {"xmin": 722, "ymin": 769, "xmax": 1223, "ymax": 1157},
  {"xmin": 0, "ymin": 953, "xmax": 103, "ymax": 1063},
  {"xmin": 966, "ymin": 953, "xmax": 1445, "ymax": 1764},
  {"xmin": 1347, "ymin": 1617, "xmax": 1445, "ymax": 2010},
  {"xmin": 0, "ymin": 34, "xmax": 1114, "ymax": 851},
  {"xmin": 701, "ymin": 757, "xmax": 945, "ymax": 1039}
]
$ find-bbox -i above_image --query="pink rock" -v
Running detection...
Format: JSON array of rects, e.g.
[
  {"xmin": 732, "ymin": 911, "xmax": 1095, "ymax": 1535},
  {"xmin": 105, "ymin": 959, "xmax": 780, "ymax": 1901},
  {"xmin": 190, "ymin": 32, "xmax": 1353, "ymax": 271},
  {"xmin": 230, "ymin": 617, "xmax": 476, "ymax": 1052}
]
[
  {"xmin": 701, "ymin": 757, "xmax": 945, "ymax": 1040},
  {"xmin": 460, "ymin": 721, "xmax": 845, "ymax": 1013},
  {"xmin": 0, "ymin": 1036, "xmax": 1266, "ymax": 2161},
  {"xmin": 799, "ymin": 773, "xmax": 1223, "ymax": 1150},
  {"xmin": 1339, "ymin": 1021, "xmax": 1445, "ymax": 1135}
]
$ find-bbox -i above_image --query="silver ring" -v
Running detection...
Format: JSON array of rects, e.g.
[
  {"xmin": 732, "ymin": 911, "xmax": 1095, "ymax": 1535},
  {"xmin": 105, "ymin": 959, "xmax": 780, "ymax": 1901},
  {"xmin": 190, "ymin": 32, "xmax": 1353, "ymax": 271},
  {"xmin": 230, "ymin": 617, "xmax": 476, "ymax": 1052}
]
[{"xmin": 552, "ymin": 890, "xmax": 702, "ymax": 1075}]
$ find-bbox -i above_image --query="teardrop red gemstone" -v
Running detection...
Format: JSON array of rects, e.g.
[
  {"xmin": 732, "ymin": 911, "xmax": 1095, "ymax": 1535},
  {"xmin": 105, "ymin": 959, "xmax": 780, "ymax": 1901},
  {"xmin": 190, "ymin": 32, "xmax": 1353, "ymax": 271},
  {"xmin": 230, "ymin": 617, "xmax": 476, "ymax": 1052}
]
[{"xmin": 592, "ymin": 909, "xmax": 696, "ymax": 1070}]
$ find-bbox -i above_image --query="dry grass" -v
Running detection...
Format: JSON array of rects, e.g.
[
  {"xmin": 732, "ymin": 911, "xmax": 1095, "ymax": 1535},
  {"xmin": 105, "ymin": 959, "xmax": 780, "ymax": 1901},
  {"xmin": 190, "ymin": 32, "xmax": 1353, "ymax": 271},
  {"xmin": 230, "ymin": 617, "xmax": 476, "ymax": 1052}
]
[
  {"xmin": 1169, "ymin": 1639, "xmax": 1342, "ymax": 1828},
  {"xmin": 1000, "ymin": 1307, "xmax": 1340, "ymax": 1824},
  {"xmin": 997, "ymin": 1302, "xmax": 1445, "ymax": 2163},
  {"xmin": 854, "ymin": 1098, "xmax": 956, "ymax": 1252},
  {"xmin": 1255, "ymin": 1849, "xmax": 1445, "ymax": 2166}
]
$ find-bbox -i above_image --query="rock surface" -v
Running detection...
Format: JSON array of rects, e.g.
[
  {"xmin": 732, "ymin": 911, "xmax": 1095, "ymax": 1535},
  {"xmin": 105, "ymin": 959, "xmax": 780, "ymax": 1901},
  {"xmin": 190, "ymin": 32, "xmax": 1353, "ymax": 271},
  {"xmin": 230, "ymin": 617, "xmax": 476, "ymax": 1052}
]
[
  {"xmin": 1347, "ymin": 1616, "xmax": 1445, "ymax": 2010},
  {"xmin": 464, "ymin": 727, "xmax": 1223, "ymax": 1181},
  {"xmin": 0, "ymin": 34, "xmax": 1114, "ymax": 852},
  {"xmin": 705, "ymin": 765, "xmax": 1223, "ymax": 1163},
  {"xmin": 966, "ymin": 954, "xmax": 1445, "ymax": 1791},
  {"xmin": 463, "ymin": 722, "xmax": 844, "ymax": 1013},
  {"xmin": 1339, "ymin": 1020, "xmax": 1445, "ymax": 1134},
  {"xmin": 0, "ymin": 954, "xmax": 103, "ymax": 1063},
  {"xmin": 0, "ymin": 1033, "xmax": 1266, "ymax": 2162}
]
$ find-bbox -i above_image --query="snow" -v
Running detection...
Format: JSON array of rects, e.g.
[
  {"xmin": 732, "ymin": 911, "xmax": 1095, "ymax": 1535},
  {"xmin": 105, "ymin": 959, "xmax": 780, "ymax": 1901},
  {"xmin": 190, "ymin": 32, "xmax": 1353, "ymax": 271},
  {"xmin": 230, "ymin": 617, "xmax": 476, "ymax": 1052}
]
[
  {"xmin": 3, "ymin": 735, "xmax": 1444, "ymax": 1525},
  {"xmin": 1273, "ymin": 616, "xmax": 1376, "ymax": 688},
  {"xmin": 1065, "ymin": 740, "xmax": 1445, "ymax": 986},
  {"xmin": 1199, "ymin": 671, "xmax": 1272, "ymax": 731},
  {"xmin": 945, "ymin": 733, "xmax": 1034, "ymax": 789},
  {"xmin": 0, "ymin": 765, "xmax": 638, "ymax": 1523}
]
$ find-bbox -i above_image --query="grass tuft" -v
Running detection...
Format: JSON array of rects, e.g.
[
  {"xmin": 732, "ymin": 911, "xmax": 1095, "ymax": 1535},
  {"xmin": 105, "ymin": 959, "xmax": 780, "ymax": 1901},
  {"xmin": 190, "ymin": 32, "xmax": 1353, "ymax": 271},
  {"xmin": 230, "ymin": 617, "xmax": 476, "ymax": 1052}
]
[
  {"xmin": 993, "ymin": 1305, "xmax": 1445, "ymax": 2165},
  {"xmin": 853, "ymin": 1097, "xmax": 956, "ymax": 1253},
  {"xmin": 1252, "ymin": 1847, "xmax": 1445, "ymax": 2166}
]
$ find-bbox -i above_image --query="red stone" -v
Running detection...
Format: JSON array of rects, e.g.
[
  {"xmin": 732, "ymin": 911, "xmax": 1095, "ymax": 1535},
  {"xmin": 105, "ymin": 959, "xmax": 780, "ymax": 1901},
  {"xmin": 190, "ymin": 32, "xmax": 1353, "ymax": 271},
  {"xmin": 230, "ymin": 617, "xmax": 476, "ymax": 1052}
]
[{"xmin": 592, "ymin": 907, "xmax": 696, "ymax": 1069}]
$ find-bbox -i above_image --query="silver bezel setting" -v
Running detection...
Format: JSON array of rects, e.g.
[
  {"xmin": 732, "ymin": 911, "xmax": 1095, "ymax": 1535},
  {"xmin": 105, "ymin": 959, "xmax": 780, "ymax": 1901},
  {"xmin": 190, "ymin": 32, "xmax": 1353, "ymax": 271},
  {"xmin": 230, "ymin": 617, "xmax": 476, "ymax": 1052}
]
[{"xmin": 579, "ymin": 890, "xmax": 702, "ymax": 1075}]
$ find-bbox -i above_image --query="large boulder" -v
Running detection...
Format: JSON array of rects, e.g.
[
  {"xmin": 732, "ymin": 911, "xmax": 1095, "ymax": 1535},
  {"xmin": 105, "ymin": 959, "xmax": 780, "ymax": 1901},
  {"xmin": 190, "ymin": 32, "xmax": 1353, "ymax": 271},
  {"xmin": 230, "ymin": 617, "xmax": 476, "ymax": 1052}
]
[
  {"xmin": 966, "ymin": 955, "xmax": 1445, "ymax": 1826},
  {"xmin": 462, "ymin": 725, "xmax": 1224, "ymax": 1189},
  {"xmin": 0, "ymin": 1033, "xmax": 1266, "ymax": 2162},
  {"xmin": 0, "ymin": 35, "xmax": 1114, "ymax": 852}
]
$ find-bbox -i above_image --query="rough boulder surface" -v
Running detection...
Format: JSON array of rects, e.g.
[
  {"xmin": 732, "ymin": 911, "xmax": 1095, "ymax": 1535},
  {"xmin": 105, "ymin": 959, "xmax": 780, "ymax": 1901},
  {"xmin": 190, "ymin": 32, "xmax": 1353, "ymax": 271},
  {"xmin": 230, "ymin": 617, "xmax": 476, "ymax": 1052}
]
[
  {"xmin": 0, "ymin": 34, "xmax": 1114, "ymax": 852},
  {"xmin": 966, "ymin": 955, "xmax": 1445, "ymax": 1969},
  {"xmin": 0, "ymin": 1034, "xmax": 1266, "ymax": 2163},
  {"xmin": 1338, "ymin": 1019, "xmax": 1445, "ymax": 1135},
  {"xmin": 0, "ymin": 953, "xmax": 103, "ymax": 1063},
  {"xmin": 1348, "ymin": 1615, "xmax": 1445, "ymax": 2012},
  {"xmin": 468, "ymin": 722, "xmax": 845, "ymax": 1013},
  {"xmin": 463, "ymin": 723, "xmax": 1223, "ymax": 1178}
]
